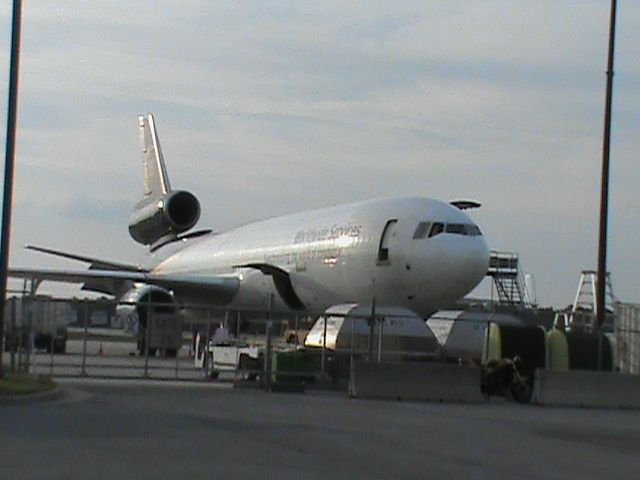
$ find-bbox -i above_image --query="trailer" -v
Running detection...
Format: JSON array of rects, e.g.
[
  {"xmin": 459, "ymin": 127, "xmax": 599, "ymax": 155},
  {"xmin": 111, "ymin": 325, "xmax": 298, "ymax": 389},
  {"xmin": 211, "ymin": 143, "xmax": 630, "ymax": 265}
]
[
  {"xmin": 3, "ymin": 296, "xmax": 70, "ymax": 354},
  {"xmin": 117, "ymin": 302, "xmax": 182, "ymax": 357}
]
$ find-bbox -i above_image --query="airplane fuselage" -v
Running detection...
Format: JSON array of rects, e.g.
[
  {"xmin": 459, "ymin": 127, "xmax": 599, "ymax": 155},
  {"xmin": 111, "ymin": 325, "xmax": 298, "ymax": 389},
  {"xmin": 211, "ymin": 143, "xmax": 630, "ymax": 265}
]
[
  {"xmin": 11, "ymin": 115, "xmax": 491, "ymax": 325},
  {"xmin": 144, "ymin": 196, "xmax": 490, "ymax": 316}
]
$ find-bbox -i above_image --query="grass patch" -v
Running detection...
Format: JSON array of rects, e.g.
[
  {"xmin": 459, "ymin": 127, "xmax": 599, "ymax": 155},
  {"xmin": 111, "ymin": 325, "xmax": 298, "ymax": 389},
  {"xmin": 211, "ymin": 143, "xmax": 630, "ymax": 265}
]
[{"xmin": 0, "ymin": 373, "xmax": 56, "ymax": 396}]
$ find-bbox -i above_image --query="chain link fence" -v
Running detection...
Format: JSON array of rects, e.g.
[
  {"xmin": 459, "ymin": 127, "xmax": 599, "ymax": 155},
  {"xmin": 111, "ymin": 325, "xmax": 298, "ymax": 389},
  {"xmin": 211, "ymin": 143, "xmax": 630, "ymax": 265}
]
[
  {"xmin": 2, "ymin": 295, "xmax": 503, "ymax": 387},
  {"xmin": 615, "ymin": 302, "xmax": 640, "ymax": 374},
  {"xmin": 4, "ymin": 295, "xmax": 638, "ymax": 386}
]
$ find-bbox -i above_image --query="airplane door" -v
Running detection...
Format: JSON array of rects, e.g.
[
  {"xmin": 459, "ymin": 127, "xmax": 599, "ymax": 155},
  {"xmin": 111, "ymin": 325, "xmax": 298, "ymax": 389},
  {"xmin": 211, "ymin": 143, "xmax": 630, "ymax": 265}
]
[
  {"xmin": 374, "ymin": 218, "xmax": 405, "ymax": 303},
  {"xmin": 377, "ymin": 219, "xmax": 398, "ymax": 265}
]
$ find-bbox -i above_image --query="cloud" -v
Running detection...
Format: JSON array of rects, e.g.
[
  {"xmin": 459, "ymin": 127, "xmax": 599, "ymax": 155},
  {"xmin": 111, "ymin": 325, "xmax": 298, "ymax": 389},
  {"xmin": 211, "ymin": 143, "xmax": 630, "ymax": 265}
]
[{"xmin": 1, "ymin": 1, "xmax": 638, "ymax": 305}]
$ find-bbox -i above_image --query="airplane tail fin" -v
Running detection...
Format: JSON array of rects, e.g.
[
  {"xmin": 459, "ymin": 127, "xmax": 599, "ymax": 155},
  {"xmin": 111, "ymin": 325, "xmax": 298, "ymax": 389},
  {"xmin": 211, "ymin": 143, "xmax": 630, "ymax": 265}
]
[
  {"xmin": 137, "ymin": 113, "xmax": 172, "ymax": 207},
  {"xmin": 129, "ymin": 114, "xmax": 201, "ymax": 247}
]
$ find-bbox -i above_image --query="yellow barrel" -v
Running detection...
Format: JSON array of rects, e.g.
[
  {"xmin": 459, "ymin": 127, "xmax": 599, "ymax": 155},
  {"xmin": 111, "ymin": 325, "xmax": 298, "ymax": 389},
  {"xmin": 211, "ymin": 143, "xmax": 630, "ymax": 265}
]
[{"xmin": 481, "ymin": 322, "xmax": 501, "ymax": 365}]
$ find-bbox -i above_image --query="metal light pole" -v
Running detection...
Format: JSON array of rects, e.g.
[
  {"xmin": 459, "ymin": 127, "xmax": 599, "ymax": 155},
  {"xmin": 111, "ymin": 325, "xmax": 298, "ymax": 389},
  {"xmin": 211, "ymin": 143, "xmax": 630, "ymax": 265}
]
[
  {"xmin": 596, "ymin": 0, "xmax": 617, "ymax": 329},
  {"xmin": 0, "ymin": 0, "xmax": 23, "ymax": 378}
]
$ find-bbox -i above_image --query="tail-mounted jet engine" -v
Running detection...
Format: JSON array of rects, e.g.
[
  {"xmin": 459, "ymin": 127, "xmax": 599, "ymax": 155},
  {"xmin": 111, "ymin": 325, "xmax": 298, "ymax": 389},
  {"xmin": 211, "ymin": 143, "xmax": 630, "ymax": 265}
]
[
  {"xmin": 128, "ymin": 190, "xmax": 200, "ymax": 246},
  {"xmin": 115, "ymin": 284, "xmax": 181, "ymax": 357}
]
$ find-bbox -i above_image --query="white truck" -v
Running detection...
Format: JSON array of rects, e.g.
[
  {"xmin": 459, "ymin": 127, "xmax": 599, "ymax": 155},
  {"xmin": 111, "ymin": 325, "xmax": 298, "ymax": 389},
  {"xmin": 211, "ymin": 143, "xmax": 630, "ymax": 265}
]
[{"xmin": 194, "ymin": 326, "xmax": 261, "ymax": 380}]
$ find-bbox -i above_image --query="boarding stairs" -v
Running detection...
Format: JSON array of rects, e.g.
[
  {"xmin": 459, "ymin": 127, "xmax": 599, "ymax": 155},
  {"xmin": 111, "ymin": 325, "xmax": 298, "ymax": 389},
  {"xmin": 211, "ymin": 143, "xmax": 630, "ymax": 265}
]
[{"xmin": 487, "ymin": 251, "xmax": 533, "ymax": 310}]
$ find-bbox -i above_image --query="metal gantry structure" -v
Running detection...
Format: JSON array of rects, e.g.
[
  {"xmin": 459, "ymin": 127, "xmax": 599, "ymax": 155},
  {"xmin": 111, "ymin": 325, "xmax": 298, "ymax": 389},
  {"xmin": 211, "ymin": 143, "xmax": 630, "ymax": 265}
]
[
  {"xmin": 487, "ymin": 251, "xmax": 535, "ymax": 311},
  {"xmin": 570, "ymin": 270, "xmax": 616, "ymax": 332}
]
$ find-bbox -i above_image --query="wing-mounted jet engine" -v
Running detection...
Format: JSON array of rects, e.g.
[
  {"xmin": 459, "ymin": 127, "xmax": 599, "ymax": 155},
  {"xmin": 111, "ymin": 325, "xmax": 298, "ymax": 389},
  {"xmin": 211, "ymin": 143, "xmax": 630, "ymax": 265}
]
[
  {"xmin": 129, "ymin": 114, "xmax": 201, "ymax": 248},
  {"xmin": 116, "ymin": 283, "xmax": 181, "ymax": 357}
]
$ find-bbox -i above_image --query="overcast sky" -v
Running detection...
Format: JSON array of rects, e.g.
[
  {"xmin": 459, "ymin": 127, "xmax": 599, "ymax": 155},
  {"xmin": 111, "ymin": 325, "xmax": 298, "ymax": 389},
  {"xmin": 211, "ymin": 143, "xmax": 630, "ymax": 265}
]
[{"xmin": 0, "ymin": 1, "xmax": 638, "ymax": 307}]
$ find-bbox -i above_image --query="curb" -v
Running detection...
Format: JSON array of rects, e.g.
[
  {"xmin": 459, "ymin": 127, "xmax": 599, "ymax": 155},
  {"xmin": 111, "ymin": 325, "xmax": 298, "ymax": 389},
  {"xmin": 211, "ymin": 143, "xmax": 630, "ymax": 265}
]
[{"xmin": 0, "ymin": 386, "xmax": 66, "ymax": 406}]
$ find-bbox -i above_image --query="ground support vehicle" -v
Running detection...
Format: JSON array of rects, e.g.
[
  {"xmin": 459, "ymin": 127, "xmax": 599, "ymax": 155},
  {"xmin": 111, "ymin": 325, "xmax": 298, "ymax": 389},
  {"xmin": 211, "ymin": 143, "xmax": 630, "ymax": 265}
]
[
  {"xmin": 195, "ymin": 336, "xmax": 262, "ymax": 380},
  {"xmin": 3, "ymin": 296, "xmax": 69, "ymax": 354}
]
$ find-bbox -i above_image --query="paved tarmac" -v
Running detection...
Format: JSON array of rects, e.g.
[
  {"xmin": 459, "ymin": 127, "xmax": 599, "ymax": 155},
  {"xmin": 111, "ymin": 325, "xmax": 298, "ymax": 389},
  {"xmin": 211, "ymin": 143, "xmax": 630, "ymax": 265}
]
[{"xmin": 1, "ymin": 379, "xmax": 639, "ymax": 479}]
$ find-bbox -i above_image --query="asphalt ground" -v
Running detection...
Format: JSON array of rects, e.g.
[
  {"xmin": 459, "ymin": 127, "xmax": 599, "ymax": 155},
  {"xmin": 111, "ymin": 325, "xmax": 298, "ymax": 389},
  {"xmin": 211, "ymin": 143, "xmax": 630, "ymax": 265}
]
[{"xmin": 1, "ymin": 379, "xmax": 639, "ymax": 479}]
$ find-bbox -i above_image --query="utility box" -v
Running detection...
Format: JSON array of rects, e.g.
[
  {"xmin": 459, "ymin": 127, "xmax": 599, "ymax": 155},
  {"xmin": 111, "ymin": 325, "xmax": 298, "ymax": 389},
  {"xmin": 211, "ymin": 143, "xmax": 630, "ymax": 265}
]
[
  {"xmin": 271, "ymin": 349, "xmax": 313, "ymax": 383},
  {"xmin": 148, "ymin": 312, "xmax": 182, "ymax": 351}
]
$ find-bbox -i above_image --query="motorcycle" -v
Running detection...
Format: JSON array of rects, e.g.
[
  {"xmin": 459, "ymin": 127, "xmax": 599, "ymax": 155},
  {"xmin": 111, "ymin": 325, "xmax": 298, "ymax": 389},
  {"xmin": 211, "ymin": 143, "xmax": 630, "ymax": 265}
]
[{"xmin": 482, "ymin": 356, "xmax": 532, "ymax": 404}]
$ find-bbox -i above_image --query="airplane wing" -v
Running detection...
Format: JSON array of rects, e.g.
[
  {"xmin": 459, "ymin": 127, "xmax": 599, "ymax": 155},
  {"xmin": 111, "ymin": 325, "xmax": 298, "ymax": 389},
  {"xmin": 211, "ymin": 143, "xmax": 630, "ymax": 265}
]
[
  {"xmin": 24, "ymin": 244, "xmax": 139, "ymax": 271},
  {"xmin": 235, "ymin": 263, "xmax": 305, "ymax": 310},
  {"xmin": 23, "ymin": 244, "xmax": 146, "ymax": 295},
  {"xmin": 9, "ymin": 268, "xmax": 240, "ymax": 300}
]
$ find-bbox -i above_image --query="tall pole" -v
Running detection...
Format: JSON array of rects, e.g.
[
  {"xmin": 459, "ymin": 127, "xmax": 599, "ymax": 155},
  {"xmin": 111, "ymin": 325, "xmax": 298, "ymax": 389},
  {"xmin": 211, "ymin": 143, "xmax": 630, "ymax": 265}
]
[
  {"xmin": 0, "ymin": 0, "xmax": 23, "ymax": 378},
  {"xmin": 596, "ymin": 0, "xmax": 617, "ymax": 329}
]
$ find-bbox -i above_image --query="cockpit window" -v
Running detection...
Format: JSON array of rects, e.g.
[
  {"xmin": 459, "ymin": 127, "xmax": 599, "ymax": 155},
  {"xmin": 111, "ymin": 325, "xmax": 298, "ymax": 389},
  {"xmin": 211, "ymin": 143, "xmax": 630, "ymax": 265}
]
[
  {"xmin": 422, "ymin": 222, "xmax": 482, "ymax": 238},
  {"xmin": 466, "ymin": 224, "xmax": 482, "ymax": 236},
  {"xmin": 412, "ymin": 222, "xmax": 430, "ymax": 239},
  {"xmin": 445, "ymin": 223, "xmax": 467, "ymax": 235},
  {"xmin": 428, "ymin": 222, "xmax": 445, "ymax": 238}
]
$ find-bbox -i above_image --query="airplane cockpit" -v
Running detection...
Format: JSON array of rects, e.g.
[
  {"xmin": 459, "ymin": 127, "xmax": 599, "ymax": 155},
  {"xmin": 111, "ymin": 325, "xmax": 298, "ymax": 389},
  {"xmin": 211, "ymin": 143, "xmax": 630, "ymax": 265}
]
[{"xmin": 412, "ymin": 222, "xmax": 483, "ymax": 239}]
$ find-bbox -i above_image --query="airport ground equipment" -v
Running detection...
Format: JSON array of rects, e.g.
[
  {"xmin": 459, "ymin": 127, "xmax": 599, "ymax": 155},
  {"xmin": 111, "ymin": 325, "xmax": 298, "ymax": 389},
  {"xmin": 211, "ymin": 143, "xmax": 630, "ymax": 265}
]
[
  {"xmin": 427, "ymin": 310, "xmax": 524, "ymax": 363},
  {"xmin": 195, "ymin": 331, "xmax": 261, "ymax": 380},
  {"xmin": 116, "ymin": 286, "xmax": 181, "ymax": 357},
  {"xmin": 513, "ymin": 324, "xmax": 615, "ymax": 372},
  {"xmin": 567, "ymin": 270, "xmax": 616, "ymax": 332},
  {"xmin": 487, "ymin": 251, "xmax": 535, "ymax": 310},
  {"xmin": 270, "ymin": 349, "xmax": 314, "ymax": 391},
  {"xmin": 564, "ymin": 331, "xmax": 614, "ymax": 371},
  {"xmin": 3, "ymin": 295, "xmax": 69, "ymax": 354},
  {"xmin": 305, "ymin": 304, "xmax": 438, "ymax": 361}
]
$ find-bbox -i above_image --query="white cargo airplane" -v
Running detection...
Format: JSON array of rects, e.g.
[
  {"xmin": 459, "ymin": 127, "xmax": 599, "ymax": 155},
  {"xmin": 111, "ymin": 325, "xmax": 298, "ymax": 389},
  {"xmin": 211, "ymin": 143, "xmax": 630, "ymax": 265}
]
[{"xmin": 11, "ymin": 114, "xmax": 489, "ymax": 317}]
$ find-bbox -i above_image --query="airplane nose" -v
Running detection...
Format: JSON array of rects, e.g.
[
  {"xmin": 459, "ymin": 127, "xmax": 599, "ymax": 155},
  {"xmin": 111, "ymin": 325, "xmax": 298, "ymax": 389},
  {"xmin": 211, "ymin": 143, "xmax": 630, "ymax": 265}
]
[
  {"xmin": 473, "ymin": 236, "xmax": 491, "ymax": 280},
  {"xmin": 398, "ymin": 226, "xmax": 490, "ymax": 312},
  {"xmin": 455, "ymin": 236, "xmax": 490, "ymax": 292}
]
